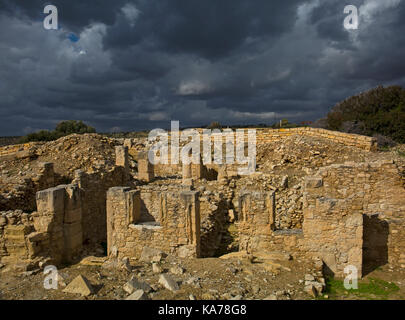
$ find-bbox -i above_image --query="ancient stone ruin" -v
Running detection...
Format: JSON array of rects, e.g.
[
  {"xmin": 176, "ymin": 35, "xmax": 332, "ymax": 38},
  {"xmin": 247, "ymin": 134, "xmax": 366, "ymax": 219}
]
[{"xmin": 1, "ymin": 127, "xmax": 405, "ymax": 298}]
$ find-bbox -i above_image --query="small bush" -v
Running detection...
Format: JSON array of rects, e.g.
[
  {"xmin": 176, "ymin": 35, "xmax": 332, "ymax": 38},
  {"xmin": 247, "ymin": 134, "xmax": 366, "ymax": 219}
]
[
  {"xmin": 207, "ymin": 121, "xmax": 222, "ymax": 130},
  {"xmin": 326, "ymin": 85, "xmax": 405, "ymax": 143},
  {"xmin": 19, "ymin": 120, "xmax": 96, "ymax": 143}
]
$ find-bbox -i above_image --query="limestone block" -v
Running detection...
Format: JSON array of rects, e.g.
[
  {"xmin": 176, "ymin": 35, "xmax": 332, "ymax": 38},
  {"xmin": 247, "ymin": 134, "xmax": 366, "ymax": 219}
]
[
  {"xmin": 305, "ymin": 177, "xmax": 323, "ymax": 189},
  {"xmin": 63, "ymin": 275, "xmax": 94, "ymax": 296}
]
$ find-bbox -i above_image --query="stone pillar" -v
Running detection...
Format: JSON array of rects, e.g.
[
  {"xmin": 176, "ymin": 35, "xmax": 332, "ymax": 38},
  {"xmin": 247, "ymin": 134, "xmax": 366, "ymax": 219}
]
[
  {"xmin": 35, "ymin": 186, "xmax": 67, "ymax": 265},
  {"xmin": 127, "ymin": 190, "xmax": 141, "ymax": 225},
  {"xmin": 267, "ymin": 191, "xmax": 276, "ymax": 230},
  {"xmin": 34, "ymin": 184, "xmax": 84, "ymax": 265},
  {"xmin": 182, "ymin": 162, "xmax": 193, "ymax": 186},
  {"xmin": 124, "ymin": 138, "xmax": 133, "ymax": 150},
  {"xmin": 180, "ymin": 191, "xmax": 201, "ymax": 258},
  {"xmin": 106, "ymin": 187, "xmax": 141, "ymax": 257},
  {"xmin": 38, "ymin": 162, "xmax": 55, "ymax": 187},
  {"xmin": 107, "ymin": 187, "xmax": 128, "ymax": 257},
  {"xmin": 217, "ymin": 165, "xmax": 228, "ymax": 181},
  {"xmin": 63, "ymin": 185, "xmax": 83, "ymax": 263},
  {"xmin": 115, "ymin": 146, "xmax": 129, "ymax": 173},
  {"xmin": 191, "ymin": 154, "xmax": 203, "ymax": 180},
  {"xmin": 138, "ymin": 151, "xmax": 154, "ymax": 182},
  {"xmin": 73, "ymin": 170, "xmax": 85, "ymax": 188}
]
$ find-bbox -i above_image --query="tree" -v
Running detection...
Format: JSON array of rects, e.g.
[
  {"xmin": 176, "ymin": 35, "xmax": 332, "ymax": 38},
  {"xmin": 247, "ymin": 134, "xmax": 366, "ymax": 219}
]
[
  {"xmin": 55, "ymin": 120, "xmax": 96, "ymax": 135},
  {"xmin": 207, "ymin": 121, "xmax": 222, "ymax": 130},
  {"xmin": 325, "ymin": 85, "xmax": 405, "ymax": 143},
  {"xmin": 19, "ymin": 120, "xmax": 96, "ymax": 143}
]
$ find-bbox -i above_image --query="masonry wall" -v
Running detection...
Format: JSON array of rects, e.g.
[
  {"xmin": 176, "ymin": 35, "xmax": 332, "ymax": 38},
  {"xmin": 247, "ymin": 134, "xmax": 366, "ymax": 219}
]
[
  {"xmin": 127, "ymin": 127, "xmax": 376, "ymax": 178},
  {"xmin": 71, "ymin": 166, "xmax": 128, "ymax": 245},
  {"xmin": 253, "ymin": 127, "xmax": 377, "ymax": 151},
  {"xmin": 30, "ymin": 184, "xmax": 83, "ymax": 265},
  {"xmin": 303, "ymin": 160, "xmax": 405, "ymax": 277},
  {"xmin": 238, "ymin": 191, "xmax": 279, "ymax": 252},
  {"xmin": 107, "ymin": 188, "xmax": 201, "ymax": 259},
  {"xmin": 0, "ymin": 184, "xmax": 84, "ymax": 269},
  {"xmin": 0, "ymin": 211, "xmax": 34, "ymax": 269},
  {"xmin": 236, "ymin": 189, "xmax": 305, "ymax": 257},
  {"xmin": 199, "ymin": 193, "xmax": 229, "ymax": 257},
  {"xmin": 233, "ymin": 188, "xmax": 307, "ymax": 259},
  {"xmin": 155, "ymin": 127, "xmax": 377, "ymax": 152},
  {"xmin": 303, "ymin": 188, "xmax": 363, "ymax": 278}
]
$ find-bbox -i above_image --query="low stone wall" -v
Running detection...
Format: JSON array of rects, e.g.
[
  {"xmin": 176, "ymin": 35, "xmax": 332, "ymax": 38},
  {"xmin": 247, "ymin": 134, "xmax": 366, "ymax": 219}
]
[
  {"xmin": 167, "ymin": 127, "xmax": 377, "ymax": 151},
  {"xmin": 106, "ymin": 187, "xmax": 201, "ymax": 260},
  {"xmin": 253, "ymin": 127, "xmax": 377, "ymax": 151},
  {"xmin": 0, "ymin": 210, "xmax": 34, "ymax": 269}
]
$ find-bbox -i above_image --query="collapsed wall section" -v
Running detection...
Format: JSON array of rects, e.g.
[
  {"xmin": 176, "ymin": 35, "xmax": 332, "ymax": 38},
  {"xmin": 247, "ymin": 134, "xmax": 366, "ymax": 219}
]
[{"xmin": 0, "ymin": 162, "xmax": 56, "ymax": 212}]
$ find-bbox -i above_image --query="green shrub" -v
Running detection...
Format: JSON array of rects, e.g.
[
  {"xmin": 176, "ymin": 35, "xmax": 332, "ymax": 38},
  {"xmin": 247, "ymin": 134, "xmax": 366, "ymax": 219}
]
[
  {"xmin": 19, "ymin": 120, "xmax": 96, "ymax": 143},
  {"xmin": 326, "ymin": 85, "xmax": 405, "ymax": 143},
  {"xmin": 207, "ymin": 121, "xmax": 222, "ymax": 130}
]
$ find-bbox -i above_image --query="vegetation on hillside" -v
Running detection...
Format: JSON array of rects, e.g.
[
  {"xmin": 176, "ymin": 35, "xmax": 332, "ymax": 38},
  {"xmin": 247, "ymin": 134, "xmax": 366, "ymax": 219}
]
[
  {"xmin": 19, "ymin": 120, "xmax": 96, "ymax": 143},
  {"xmin": 325, "ymin": 85, "xmax": 405, "ymax": 143}
]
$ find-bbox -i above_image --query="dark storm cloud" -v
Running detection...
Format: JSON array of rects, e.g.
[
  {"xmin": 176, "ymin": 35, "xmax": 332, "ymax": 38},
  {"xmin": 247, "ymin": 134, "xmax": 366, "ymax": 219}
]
[
  {"xmin": 0, "ymin": 0, "xmax": 127, "ymax": 30},
  {"xmin": 0, "ymin": 0, "xmax": 405, "ymax": 135},
  {"xmin": 104, "ymin": 0, "xmax": 302, "ymax": 59}
]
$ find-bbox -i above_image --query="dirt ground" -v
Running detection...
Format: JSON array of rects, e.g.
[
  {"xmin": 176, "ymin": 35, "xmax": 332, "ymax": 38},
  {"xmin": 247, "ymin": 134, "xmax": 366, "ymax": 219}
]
[{"xmin": 1, "ymin": 253, "xmax": 404, "ymax": 300}]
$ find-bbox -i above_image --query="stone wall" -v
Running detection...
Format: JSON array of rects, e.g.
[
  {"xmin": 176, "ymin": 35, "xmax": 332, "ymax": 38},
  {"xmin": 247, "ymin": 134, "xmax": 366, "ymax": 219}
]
[
  {"xmin": 150, "ymin": 127, "xmax": 377, "ymax": 152},
  {"xmin": 236, "ymin": 190, "xmax": 305, "ymax": 257},
  {"xmin": 106, "ymin": 187, "xmax": 201, "ymax": 260},
  {"xmin": 30, "ymin": 184, "xmax": 83, "ymax": 265},
  {"xmin": 0, "ymin": 210, "xmax": 34, "ymax": 270},
  {"xmin": 199, "ymin": 193, "xmax": 229, "ymax": 257},
  {"xmin": 238, "ymin": 191, "xmax": 277, "ymax": 253},
  {"xmin": 303, "ymin": 160, "xmax": 405, "ymax": 277},
  {"xmin": 125, "ymin": 127, "xmax": 376, "ymax": 178},
  {"xmin": 0, "ymin": 184, "xmax": 84, "ymax": 269},
  {"xmin": 71, "ymin": 166, "xmax": 128, "ymax": 245},
  {"xmin": 302, "ymin": 187, "xmax": 363, "ymax": 278},
  {"xmin": 253, "ymin": 127, "xmax": 377, "ymax": 151}
]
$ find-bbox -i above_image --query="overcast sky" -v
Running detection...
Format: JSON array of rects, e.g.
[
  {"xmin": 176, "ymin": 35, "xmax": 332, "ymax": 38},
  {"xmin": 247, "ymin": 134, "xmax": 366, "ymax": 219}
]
[{"xmin": 0, "ymin": 0, "xmax": 405, "ymax": 135}]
